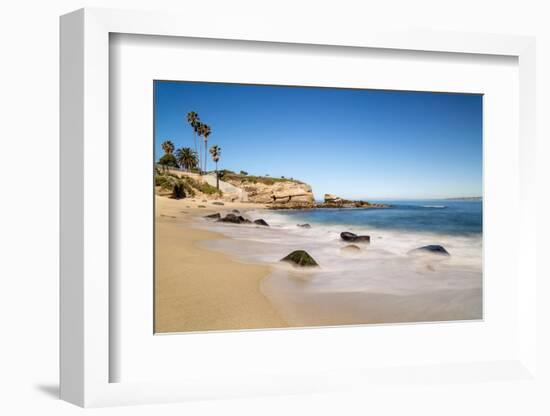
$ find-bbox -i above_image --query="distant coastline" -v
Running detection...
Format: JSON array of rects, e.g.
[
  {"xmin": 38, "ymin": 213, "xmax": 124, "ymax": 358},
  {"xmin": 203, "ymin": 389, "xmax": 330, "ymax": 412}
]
[{"xmin": 444, "ymin": 197, "xmax": 482, "ymax": 201}]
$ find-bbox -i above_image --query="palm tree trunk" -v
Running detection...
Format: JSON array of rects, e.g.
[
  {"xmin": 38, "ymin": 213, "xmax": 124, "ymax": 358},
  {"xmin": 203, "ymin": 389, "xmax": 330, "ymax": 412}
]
[
  {"xmin": 215, "ymin": 162, "xmax": 219, "ymax": 190},
  {"xmin": 193, "ymin": 131, "xmax": 199, "ymax": 172},
  {"xmin": 204, "ymin": 141, "xmax": 208, "ymax": 173}
]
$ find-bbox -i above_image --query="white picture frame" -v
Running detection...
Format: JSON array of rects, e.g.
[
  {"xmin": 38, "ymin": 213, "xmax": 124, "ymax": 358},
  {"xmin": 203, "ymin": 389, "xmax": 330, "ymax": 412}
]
[{"xmin": 60, "ymin": 7, "xmax": 537, "ymax": 407}]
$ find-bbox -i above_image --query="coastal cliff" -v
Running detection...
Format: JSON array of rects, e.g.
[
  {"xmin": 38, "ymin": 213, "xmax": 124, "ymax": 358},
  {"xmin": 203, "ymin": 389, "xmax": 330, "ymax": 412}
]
[
  {"xmin": 222, "ymin": 172, "xmax": 315, "ymax": 207},
  {"xmin": 155, "ymin": 168, "xmax": 388, "ymax": 209}
]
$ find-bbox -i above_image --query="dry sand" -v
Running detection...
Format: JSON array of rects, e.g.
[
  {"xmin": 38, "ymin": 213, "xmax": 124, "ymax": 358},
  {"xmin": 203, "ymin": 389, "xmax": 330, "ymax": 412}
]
[{"xmin": 154, "ymin": 195, "xmax": 288, "ymax": 333}]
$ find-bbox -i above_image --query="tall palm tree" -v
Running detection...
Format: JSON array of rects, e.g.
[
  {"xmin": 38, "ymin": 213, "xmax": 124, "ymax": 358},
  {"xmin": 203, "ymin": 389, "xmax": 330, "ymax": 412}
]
[
  {"xmin": 175, "ymin": 147, "xmax": 198, "ymax": 171},
  {"xmin": 201, "ymin": 124, "xmax": 211, "ymax": 173},
  {"xmin": 209, "ymin": 145, "xmax": 221, "ymax": 190},
  {"xmin": 186, "ymin": 111, "xmax": 200, "ymax": 168},
  {"xmin": 195, "ymin": 122, "xmax": 204, "ymax": 173}
]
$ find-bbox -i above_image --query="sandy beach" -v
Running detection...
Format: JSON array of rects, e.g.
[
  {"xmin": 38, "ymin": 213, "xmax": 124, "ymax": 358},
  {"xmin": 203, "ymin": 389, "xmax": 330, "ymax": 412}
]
[
  {"xmin": 156, "ymin": 194, "xmax": 482, "ymax": 333},
  {"xmin": 154, "ymin": 196, "xmax": 287, "ymax": 333}
]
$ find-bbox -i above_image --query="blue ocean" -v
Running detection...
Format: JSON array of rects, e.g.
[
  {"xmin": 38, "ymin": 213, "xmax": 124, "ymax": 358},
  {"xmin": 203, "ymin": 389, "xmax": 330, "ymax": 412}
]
[{"xmin": 272, "ymin": 200, "xmax": 482, "ymax": 236}]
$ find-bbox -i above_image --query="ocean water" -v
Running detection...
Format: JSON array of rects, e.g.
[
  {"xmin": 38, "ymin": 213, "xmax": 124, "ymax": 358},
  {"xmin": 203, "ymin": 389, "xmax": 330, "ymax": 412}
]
[
  {"xmin": 196, "ymin": 200, "xmax": 483, "ymax": 327},
  {"xmin": 277, "ymin": 199, "xmax": 482, "ymax": 236}
]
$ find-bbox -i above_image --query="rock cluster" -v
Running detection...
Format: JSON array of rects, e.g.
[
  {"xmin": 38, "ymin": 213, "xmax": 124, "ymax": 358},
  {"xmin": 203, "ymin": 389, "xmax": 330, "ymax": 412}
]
[
  {"xmin": 205, "ymin": 212, "xmax": 270, "ymax": 227},
  {"xmin": 217, "ymin": 213, "xmax": 250, "ymax": 224},
  {"xmin": 317, "ymin": 194, "xmax": 390, "ymax": 209}
]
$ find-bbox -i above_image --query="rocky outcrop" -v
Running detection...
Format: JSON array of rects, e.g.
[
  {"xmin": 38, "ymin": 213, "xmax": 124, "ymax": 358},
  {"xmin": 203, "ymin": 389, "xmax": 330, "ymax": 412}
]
[
  {"xmin": 253, "ymin": 219, "xmax": 269, "ymax": 226},
  {"xmin": 319, "ymin": 195, "xmax": 391, "ymax": 209},
  {"xmin": 297, "ymin": 223, "xmax": 311, "ymax": 228},
  {"xmin": 340, "ymin": 232, "xmax": 370, "ymax": 243},
  {"xmin": 408, "ymin": 245, "xmax": 450, "ymax": 256},
  {"xmin": 324, "ymin": 194, "xmax": 343, "ymax": 204},
  {"xmin": 280, "ymin": 250, "xmax": 319, "ymax": 267},
  {"xmin": 217, "ymin": 213, "xmax": 251, "ymax": 224},
  {"xmin": 204, "ymin": 212, "xmax": 221, "ymax": 219}
]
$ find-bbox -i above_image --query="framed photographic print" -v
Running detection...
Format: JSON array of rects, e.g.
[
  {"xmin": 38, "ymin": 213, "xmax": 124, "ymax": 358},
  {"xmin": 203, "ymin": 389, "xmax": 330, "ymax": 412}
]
[{"xmin": 60, "ymin": 8, "xmax": 538, "ymax": 407}]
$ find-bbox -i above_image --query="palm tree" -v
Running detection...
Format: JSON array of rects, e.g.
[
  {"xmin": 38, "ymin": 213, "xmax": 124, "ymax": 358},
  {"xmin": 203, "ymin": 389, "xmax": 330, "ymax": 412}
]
[
  {"xmin": 175, "ymin": 147, "xmax": 198, "ymax": 171},
  {"xmin": 159, "ymin": 140, "xmax": 176, "ymax": 172},
  {"xmin": 209, "ymin": 145, "xmax": 221, "ymax": 190},
  {"xmin": 161, "ymin": 140, "xmax": 175, "ymax": 155},
  {"xmin": 201, "ymin": 124, "xmax": 211, "ymax": 173},
  {"xmin": 186, "ymin": 111, "xmax": 200, "ymax": 168}
]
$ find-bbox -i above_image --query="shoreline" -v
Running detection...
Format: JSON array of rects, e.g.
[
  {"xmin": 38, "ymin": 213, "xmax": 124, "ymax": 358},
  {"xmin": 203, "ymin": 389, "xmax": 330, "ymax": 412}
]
[
  {"xmin": 156, "ymin": 195, "xmax": 482, "ymax": 332},
  {"xmin": 197, "ymin": 205, "xmax": 483, "ymax": 327},
  {"xmin": 154, "ymin": 196, "xmax": 287, "ymax": 333}
]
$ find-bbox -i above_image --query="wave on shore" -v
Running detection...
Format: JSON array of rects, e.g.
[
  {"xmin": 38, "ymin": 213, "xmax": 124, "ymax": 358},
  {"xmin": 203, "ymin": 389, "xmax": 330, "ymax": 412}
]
[{"xmin": 195, "ymin": 208, "xmax": 483, "ymax": 327}]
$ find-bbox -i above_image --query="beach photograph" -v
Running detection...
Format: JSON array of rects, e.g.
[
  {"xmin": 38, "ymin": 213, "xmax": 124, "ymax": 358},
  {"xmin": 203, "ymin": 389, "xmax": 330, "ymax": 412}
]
[{"xmin": 154, "ymin": 81, "xmax": 483, "ymax": 333}]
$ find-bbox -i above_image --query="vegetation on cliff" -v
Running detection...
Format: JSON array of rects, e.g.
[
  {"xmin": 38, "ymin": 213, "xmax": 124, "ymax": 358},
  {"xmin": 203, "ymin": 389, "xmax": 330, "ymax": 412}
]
[{"xmin": 155, "ymin": 169, "xmax": 220, "ymax": 199}]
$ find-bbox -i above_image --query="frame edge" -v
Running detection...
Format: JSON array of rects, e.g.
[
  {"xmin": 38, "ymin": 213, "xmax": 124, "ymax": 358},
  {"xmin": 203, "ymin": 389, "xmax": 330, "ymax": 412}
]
[{"xmin": 60, "ymin": 8, "xmax": 85, "ymax": 407}]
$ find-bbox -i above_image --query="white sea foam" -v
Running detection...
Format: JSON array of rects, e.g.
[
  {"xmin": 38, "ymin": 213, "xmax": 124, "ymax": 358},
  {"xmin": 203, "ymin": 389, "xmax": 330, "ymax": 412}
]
[{"xmin": 194, "ymin": 209, "xmax": 483, "ymax": 326}]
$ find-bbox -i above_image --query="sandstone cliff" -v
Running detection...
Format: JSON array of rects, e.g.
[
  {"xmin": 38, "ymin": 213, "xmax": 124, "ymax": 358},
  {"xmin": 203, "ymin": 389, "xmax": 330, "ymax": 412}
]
[
  {"xmin": 156, "ymin": 169, "xmax": 389, "ymax": 209},
  {"xmin": 222, "ymin": 172, "xmax": 315, "ymax": 207}
]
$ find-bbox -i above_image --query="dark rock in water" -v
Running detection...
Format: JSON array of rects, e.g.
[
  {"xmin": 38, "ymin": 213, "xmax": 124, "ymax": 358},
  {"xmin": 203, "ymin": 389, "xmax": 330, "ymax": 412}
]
[
  {"xmin": 212, "ymin": 201, "xmax": 224, "ymax": 206},
  {"xmin": 220, "ymin": 213, "xmax": 239, "ymax": 223},
  {"xmin": 254, "ymin": 219, "xmax": 269, "ymax": 226},
  {"xmin": 340, "ymin": 231, "xmax": 357, "ymax": 241},
  {"xmin": 204, "ymin": 213, "xmax": 221, "ymax": 219},
  {"xmin": 280, "ymin": 250, "xmax": 318, "ymax": 267},
  {"xmin": 408, "ymin": 245, "xmax": 450, "ymax": 256},
  {"xmin": 340, "ymin": 232, "xmax": 370, "ymax": 243},
  {"xmin": 297, "ymin": 223, "xmax": 311, "ymax": 228},
  {"xmin": 341, "ymin": 244, "xmax": 361, "ymax": 252},
  {"xmin": 218, "ymin": 213, "xmax": 248, "ymax": 224},
  {"xmin": 232, "ymin": 209, "xmax": 240, "ymax": 213},
  {"xmin": 198, "ymin": 205, "xmax": 206, "ymax": 208}
]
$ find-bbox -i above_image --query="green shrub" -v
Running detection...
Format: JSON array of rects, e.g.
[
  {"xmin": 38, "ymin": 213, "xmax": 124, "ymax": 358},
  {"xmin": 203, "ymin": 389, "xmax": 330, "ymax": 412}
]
[
  {"xmin": 155, "ymin": 174, "xmax": 172, "ymax": 190},
  {"xmin": 155, "ymin": 173, "xmax": 195, "ymax": 198},
  {"xmin": 181, "ymin": 176, "xmax": 220, "ymax": 196},
  {"xmin": 180, "ymin": 179, "xmax": 196, "ymax": 197},
  {"xmin": 158, "ymin": 154, "xmax": 179, "ymax": 170},
  {"xmin": 172, "ymin": 183, "xmax": 186, "ymax": 199},
  {"xmin": 200, "ymin": 182, "xmax": 220, "ymax": 195}
]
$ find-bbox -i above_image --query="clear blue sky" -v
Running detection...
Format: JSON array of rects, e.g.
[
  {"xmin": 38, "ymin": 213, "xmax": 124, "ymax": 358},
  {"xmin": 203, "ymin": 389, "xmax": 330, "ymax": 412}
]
[{"xmin": 154, "ymin": 81, "xmax": 482, "ymax": 200}]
